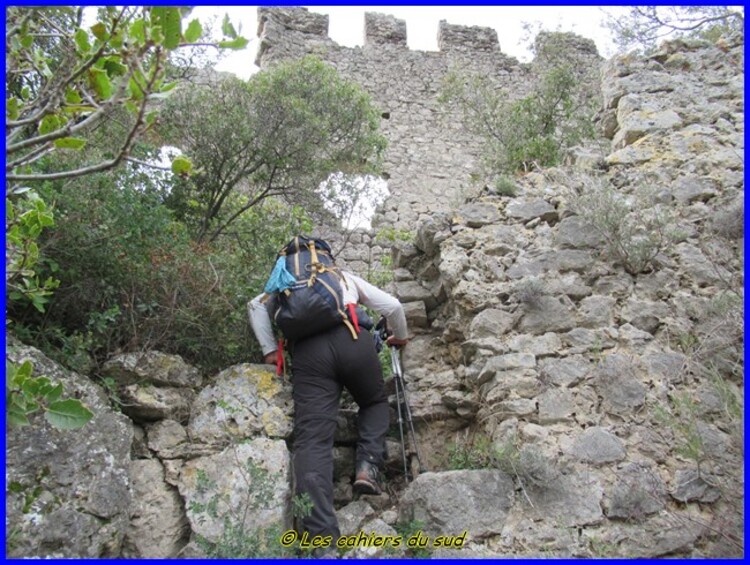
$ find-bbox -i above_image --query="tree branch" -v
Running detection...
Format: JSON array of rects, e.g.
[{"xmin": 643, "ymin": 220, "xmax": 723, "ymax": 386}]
[{"xmin": 7, "ymin": 47, "xmax": 164, "ymax": 182}]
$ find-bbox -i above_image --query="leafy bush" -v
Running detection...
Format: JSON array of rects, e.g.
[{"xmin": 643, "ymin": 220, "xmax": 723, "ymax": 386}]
[
  {"xmin": 5, "ymin": 190, "xmax": 60, "ymax": 313},
  {"xmin": 158, "ymin": 56, "xmax": 387, "ymax": 243},
  {"xmin": 8, "ymin": 171, "xmax": 309, "ymax": 374},
  {"xmin": 441, "ymin": 63, "xmax": 596, "ymax": 174},
  {"xmin": 567, "ymin": 174, "xmax": 677, "ymax": 275},
  {"xmin": 6, "ymin": 359, "xmax": 94, "ymax": 429},
  {"xmin": 494, "ymin": 175, "xmax": 518, "ymax": 197}
]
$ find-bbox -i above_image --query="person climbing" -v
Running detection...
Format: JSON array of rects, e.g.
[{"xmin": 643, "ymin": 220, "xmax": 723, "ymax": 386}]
[{"xmin": 247, "ymin": 235, "xmax": 409, "ymax": 553}]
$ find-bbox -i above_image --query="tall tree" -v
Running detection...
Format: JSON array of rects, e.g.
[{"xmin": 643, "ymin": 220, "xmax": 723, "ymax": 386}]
[
  {"xmin": 5, "ymin": 6, "xmax": 246, "ymax": 309},
  {"xmin": 157, "ymin": 56, "xmax": 387, "ymax": 243}
]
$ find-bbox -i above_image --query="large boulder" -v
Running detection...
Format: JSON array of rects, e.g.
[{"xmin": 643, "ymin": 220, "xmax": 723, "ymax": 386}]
[
  {"xmin": 6, "ymin": 340, "xmax": 133, "ymax": 557},
  {"xmin": 120, "ymin": 384, "xmax": 194, "ymax": 424},
  {"xmin": 398, "ymin": 470, "xmax": 514, "ymax": 540},
  {"xmin": 101, "ymin": 351, "xmax": 203, "ymax": 388},
  {"xmin": 122, "ymin": 459, "xmax": 189, "ymax": 557},
  {"xmin": 188, "ymin": 364, "xmax": 293, "ymax": 445},
  {"xmin": 177, "ymin": 438, "xmax": 292, "ymax": 544}
]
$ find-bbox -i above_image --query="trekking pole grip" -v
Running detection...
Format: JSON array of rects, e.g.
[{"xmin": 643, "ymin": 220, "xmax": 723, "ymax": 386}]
[{"xmin": 390, "ymin": 345, "xmax": 402, "ymax": 377}]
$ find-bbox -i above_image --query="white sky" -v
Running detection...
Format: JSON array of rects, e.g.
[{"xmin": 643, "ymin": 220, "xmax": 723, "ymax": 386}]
[{"xmin": 191, "ymin": 5, "xmax": 629, "ymax": 79}]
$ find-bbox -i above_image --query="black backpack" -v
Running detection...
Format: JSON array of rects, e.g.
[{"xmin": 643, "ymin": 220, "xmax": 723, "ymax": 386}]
[{"xmin": 266, "ymin": 236, "xmax": 358, "ymax": 342}]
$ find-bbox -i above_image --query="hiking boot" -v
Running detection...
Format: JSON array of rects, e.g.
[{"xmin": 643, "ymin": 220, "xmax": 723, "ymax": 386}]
[{"xmin": 353, "ymin": 460, "xmax": 382, "ymax": 495}]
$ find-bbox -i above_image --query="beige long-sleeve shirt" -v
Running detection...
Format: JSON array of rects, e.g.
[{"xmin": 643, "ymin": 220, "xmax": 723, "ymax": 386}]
[{"xmin": 247, "ymin": 271, "xmax": 409, "ymax": 356}]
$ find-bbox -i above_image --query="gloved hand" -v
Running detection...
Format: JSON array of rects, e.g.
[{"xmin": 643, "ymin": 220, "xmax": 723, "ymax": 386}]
[{"xmin": 386, "ymin": 336, "xmax": 409, "ymax": 348}]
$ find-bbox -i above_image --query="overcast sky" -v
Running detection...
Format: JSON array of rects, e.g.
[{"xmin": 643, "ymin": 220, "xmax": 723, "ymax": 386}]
[{"xmin": 191, "ymin": 5, "xmax": 629, "ymax": 79}]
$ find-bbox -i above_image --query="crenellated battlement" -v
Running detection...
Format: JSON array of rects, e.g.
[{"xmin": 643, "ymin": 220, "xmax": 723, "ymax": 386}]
[
  {"xmin": 256, "ymin": 7, "xmax": 515, "ymax": 65},
  {"xmin": 364, "ymin": 12, "xmax": 407, "ymax": 47},
  {"xmin": 254, "ymin": 6, "xmax": 604, "ymax": 231},
  {"xmin": 437, "ymin": 20, "xmax": 499, "ymax": 52}
]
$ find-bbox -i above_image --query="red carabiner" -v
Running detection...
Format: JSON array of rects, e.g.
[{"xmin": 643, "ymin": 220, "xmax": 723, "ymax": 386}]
[{"xmin": 347, "ymin": 303, "xmax": 360, "ymax": 334}]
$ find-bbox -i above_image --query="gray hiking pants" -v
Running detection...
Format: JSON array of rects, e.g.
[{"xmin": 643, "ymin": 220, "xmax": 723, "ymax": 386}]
[{"xmin": 290, "ymin": 323, "xmax": 388, "ymax": 540}]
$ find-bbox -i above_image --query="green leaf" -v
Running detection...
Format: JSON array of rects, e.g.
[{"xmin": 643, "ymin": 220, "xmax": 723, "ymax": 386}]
[
  {"xmin": 162, "ymin": 8, "xmax": 183, "ymax": 49},
  {"xmin": 38, "ymin": 114, "xmax": 60, "ymax": 135},
  {"xmin": 150, "ymin": 25, "xmax": 164, "ymax": 45},
  {"xmin": 124, "ymin": 100, "xmax": 138, "ymax": 114},
  {"xmin": 44, "ymin": 399, "xmax": 94, "ymax": 430},
  {"xmin": 7, "ymin": 96, "xmax": 20, "ymax": 120},
  {"xmin": 128, "ymin": 74, "xmax": 145, "ymax": 100},
  {"xmin": 152, "ymin": 7, "xmax": 182, "ymax": 49},
  {"xmin": 22, "ymin": 376, "xmax": 49, "ymax": 397},
  {"xmin": 103, "ymin": 59, "xmax": 127, "ymax": 77},
  {"xmin": 160, "ymin": 81, "xmax": 178, "ymax": 93},
  {"xmin": 129, "ymin": 19, "xmax": 146, "ymax": 46},
  {"xmin": 90, "ymin": 22, "xmax": 108, "ymax": 41},
  {"xmin": 89, "ymin": 68, "xmax": 113, "ymax": 99},
  {"xmin": 183, "ymin": 19, "xmax": 202, "ymax": 43},
  {"xmin": 14, "ymin": 360, "xmax": 34, "ymax": 384},
  {"xmin": 147, "ymin": 91, "xmax": 173, "ymax": 102},
  {"xmin": 31, "ymin": 293, "xmax": 49, "ymax": 313},
  {"xmin": 22, "ymin": 399, "xmax": 40, "ymax": 413},
  {"xmin": 65, "ymin": 88, "xmax": 82, "ymax": 104},
  {"xmin": 74, "ymin": 28, "xmax": 91, "ymax": 53},
  {"xmin": 63, "ymin": 104, "xmax": 96, "ymax": 114},
  {"xmin": 19, "ymin": 33, "xmax": 33, "ymax": 49},
  {"xmin": 221, "ymin": 14, "xmax": 237, "ymax": 38},
  {"xmin": 43, "ymin": 383, "xmax": 64, "ymax": 404},
  {"xmin": 110, "ymin": 30, "xmax": 124, "ymax": 49},
  {"xmin": 53, "ymin": 137, "xmax": 87, "ymax": 150},
  {"xmin": 171, "ymin": 155, "xmax": 193, "ymax": 176},
  {"xmin": 7, "ymin": 401, "xmax": 31, "ymax": 427},
  {"xmin": 218, "ymin": 37, "xmax": 249, "ymax": 50}
]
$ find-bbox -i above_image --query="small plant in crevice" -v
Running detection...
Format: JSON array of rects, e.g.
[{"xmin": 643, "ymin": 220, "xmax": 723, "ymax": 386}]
[
  {"xmin": 565, "ymin": 173, "xmax": 677, "ymax": 275},
  {"xmin": 626, "ymin": 391, "xmax": 741, "ymax": 556},
  {"xmin": 494, "ymin": 175, "xmax": 518, "ymax": 197},
  {"xmin": 189, "ymin": 455, "xmax": 293, "ymax": 558},
  {"xmin": 439, "ymin": 61, "xmax": 597, "ymax": 175},
  {"xmin": 445, "ymin": 432, "xmax": 496, "ymax": 470},
  {"xmin": 291, "ymin": 492, "xmax": 314, "ymax": 521},
  {"xmin": 367, "ymin": 253, "xmax": 394, "ymax": 288},
  {"xmin": 393, "ymin": 519, "xmax": 432, "ymax": 558}
]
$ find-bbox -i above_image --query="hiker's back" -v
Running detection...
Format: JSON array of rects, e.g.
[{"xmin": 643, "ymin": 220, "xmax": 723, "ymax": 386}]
[{"xmin": 266, "ymin": 235, "xmax": 352, "ymax": 342}]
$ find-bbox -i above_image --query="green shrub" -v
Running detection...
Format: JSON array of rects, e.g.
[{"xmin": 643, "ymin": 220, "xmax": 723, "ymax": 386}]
[
  {"xmin": 191, "ymin": 458, "xmax": 293, "ymax": 558},
  {"xmin": 567, "ymin": 175, "xmax": 676, "ymax": 275},
  {"xmin": 441, "ymin": 64, "xmax": 596, "ymax": 174},
  {"xmin": 393, "ymin": 519, "xmax": 432, "ymax": 558},
  {"xmin": 8, "ymin": 171, "xmax": 309, "ymax": 374},
  {"xmin": 494, "ymin": 175, "xmax": 518, "ymax": 197},
  {"xmin": 445, "ymin": 433, "xmax": 496, "ymax": 470}
]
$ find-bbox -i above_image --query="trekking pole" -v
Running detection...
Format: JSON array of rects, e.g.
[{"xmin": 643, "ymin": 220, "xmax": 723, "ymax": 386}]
[
  {"xmin": 390, "ymin": 355, "xmax": 410, "ymax": 480},
  {"xmin": 389, "ymin": 345, "xmax": 427, "ymax": 479}
]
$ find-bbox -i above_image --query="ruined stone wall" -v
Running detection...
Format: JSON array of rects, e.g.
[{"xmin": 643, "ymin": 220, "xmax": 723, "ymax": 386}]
[
  {"xmin": 256, "ymin": 7, "xmax": 602, "ymax": 232},
  {"xmin": 388, "ymin": 30, "xmax": 744, "ymax": 558}
]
